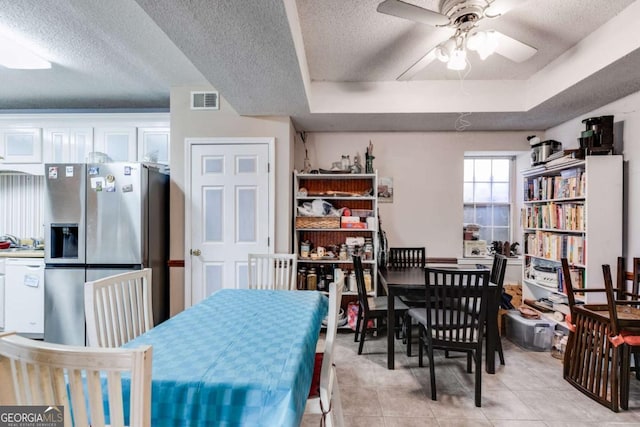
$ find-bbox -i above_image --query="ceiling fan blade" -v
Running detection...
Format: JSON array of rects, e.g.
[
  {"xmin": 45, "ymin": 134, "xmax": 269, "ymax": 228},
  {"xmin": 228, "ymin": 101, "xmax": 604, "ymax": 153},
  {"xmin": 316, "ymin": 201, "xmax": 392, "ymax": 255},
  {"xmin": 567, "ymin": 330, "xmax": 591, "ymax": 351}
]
[
  {"xmin": 493, "ymin": 31, "xmax": 537, "ymax": 62},
  {"xmin": 397, "ymin": 49, "xmax": 437, "ymax": 81},
  {"xmin": 377, "ymin": 0, "xmax": 449, "ymax": 27},
  {"xmin": 484, "ymin": 0, "xmax": 527, "ymax": 18}
]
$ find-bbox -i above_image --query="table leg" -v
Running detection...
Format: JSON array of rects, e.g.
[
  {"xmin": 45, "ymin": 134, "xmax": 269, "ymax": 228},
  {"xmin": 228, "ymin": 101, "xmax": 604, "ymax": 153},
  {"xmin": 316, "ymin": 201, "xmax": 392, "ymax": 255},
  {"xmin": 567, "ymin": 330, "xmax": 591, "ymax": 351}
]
[{"xmin": 387, "ymin": 290, "xmax": 395, "ymax": 370}]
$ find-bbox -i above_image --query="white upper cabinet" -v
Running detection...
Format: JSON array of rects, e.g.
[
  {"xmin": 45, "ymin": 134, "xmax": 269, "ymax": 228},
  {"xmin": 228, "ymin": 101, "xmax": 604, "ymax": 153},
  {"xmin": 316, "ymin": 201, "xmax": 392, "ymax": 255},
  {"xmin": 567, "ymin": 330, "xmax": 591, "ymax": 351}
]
[
  {"xmin": 94, "ymin": 127, "xmax": 137, "ymax": 162},
  {"xmin": 43, "ymin": 127, "xmax": 94, "ymax": 163},
  {"xmin": 137, "ymin": 127, "xmax": 170, "ymax": 164},
  {"xmin": 0, "ymin": 128, "xmax": 42, "ymax": 163},
  {"xmin": 0, "ymin": 114, "xmax": 169, "ymax": 171}
]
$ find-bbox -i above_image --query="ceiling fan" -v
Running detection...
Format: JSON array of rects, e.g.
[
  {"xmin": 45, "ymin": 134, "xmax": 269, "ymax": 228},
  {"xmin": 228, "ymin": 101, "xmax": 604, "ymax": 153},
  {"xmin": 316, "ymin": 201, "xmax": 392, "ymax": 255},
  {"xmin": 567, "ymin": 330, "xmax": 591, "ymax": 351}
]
[{"xmin": 377, "ymin": 0, "xmax": 537, "ymax": 80}]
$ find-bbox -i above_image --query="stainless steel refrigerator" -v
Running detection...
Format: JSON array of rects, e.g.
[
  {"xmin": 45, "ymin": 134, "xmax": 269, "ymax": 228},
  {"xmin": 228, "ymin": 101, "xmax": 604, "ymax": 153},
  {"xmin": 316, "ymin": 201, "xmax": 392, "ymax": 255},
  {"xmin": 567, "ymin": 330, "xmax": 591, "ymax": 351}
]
[{"xmin": 44, "ymin": 162, "xmax": 169, "ymax": 345}]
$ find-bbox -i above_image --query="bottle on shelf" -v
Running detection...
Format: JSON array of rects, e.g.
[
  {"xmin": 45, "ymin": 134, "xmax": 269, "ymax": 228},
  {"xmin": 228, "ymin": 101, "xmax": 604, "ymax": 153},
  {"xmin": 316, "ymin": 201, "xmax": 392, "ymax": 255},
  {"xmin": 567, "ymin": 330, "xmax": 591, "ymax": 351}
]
[
  {"xmin": 307, "ymin": 268, "xmax": 317, "ymax": 290},
  {"xmin": 297, "ymin": 267, "xmax": 307, "ymax": 290},
  {"xmin": 317, "ymin": 264, "xmax": 327, "ymax": 292},
  {"xmin": 364, "ymin": 269, "xmax": 372, "ymax": 292},
  {"xmin": 364, "ymin": 238, "xmax": 373, "ymax": 260},
  {"xmin": 339, "ymin": 244, "xmax": 348, "ymax": 260},
  {"xmin": 300, "ymin": 240, "xmax": 311, "ymax": 258}
]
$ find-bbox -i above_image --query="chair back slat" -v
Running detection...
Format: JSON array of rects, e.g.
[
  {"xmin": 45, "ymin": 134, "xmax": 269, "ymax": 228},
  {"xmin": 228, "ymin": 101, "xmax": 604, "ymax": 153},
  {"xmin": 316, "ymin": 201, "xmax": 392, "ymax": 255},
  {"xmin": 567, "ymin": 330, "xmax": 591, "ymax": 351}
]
[
  {"xmin": 320, "ymin": 277, "xmax": 344, "ymax": 408},
  {"xmin": 0, "ymin": 332, "xmax": 152, "ymax": 427},
  {"xmin": 620, "ymin": 257, "xmax": 640, "ymax": 300},
  {"xmin": 352, "ymin": 255, "xmax": 370, "ymax": 312},
  {"xmin": 85, "ymin": 268, "xmax": 154, "ymax": 348},
  {"xmin": 247, "ymin": 253, "xmax": 297, "ymax": 290},
  {"xmin": 561, "ymin": 258, "xmax": 580, "ymax": 320},
  {"xmin": 389, "ymin": 247, "xmax": 425, "ymax": 269},
  {"xmin": 633, "ymin": 258, "xmax": 640, "ymax": 298}
]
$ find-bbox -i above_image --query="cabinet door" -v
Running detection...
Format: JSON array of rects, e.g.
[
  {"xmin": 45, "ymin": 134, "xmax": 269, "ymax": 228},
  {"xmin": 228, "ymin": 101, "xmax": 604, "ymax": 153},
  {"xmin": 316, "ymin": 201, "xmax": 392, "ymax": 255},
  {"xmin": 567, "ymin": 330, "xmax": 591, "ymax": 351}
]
[
  {"xmin": 0, "ymin": 260, "xmax": 4, "ymax": 329},
  {"xmin": 4, "ymin": 259, "xmax": 44, "ymax": 335},
  {"xmin": 137, "ymin": 127, "xmax": 170, "ymax": 164},
  {"xmin": 94, "ymin": 127, "xmax": 137, "ymax": 162},
  {"xmin": 43, "ymin": 127, "xmax": 94, "ymax": 163},
  {"xmin": 0, "ymin": 128, "xmax": 42, "ymax": 163}
]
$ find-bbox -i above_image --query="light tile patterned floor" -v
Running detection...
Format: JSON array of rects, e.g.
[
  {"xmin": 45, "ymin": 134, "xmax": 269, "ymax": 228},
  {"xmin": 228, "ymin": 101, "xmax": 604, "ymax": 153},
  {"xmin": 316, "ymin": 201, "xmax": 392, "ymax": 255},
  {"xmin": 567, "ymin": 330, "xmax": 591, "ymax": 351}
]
[{"xmin": 302, "ymin": 331, "xmax": 640, "ymax": 426}]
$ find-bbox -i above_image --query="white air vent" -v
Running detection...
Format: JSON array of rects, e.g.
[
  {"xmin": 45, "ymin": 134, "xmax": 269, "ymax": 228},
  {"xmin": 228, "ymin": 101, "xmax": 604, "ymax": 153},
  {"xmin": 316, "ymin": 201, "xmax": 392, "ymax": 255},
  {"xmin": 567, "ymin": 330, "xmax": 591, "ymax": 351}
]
[{"xmin": 191, "ymin": 91, "xmax": 219, "ymax": 110}]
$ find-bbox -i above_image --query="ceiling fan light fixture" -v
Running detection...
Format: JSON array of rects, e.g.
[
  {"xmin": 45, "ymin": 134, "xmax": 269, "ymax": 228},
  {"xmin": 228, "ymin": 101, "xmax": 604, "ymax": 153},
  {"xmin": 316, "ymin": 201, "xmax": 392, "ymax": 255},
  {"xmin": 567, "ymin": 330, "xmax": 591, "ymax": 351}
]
[
  {"xmin": 466, "ymin": 30, "xmax": 484, "ymax": 51},
  {"xmin": 447, "ymin": 47, "xmax": 467, "ymax": 70},
  {"xmin": 476, "ymin": 30, "xmax": 498, "ymax": 60},
  {"xmin": 435, "ymin": 45, "xmax": 449, "ymax": 62}
]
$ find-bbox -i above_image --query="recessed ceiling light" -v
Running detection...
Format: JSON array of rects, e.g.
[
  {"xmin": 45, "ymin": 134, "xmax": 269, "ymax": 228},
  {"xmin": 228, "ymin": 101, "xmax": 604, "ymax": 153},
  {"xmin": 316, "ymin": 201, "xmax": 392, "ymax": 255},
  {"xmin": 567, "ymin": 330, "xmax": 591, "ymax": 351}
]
[{"xmin": 0, "ymin": 31, "xmax": 51, "ymax": 69}]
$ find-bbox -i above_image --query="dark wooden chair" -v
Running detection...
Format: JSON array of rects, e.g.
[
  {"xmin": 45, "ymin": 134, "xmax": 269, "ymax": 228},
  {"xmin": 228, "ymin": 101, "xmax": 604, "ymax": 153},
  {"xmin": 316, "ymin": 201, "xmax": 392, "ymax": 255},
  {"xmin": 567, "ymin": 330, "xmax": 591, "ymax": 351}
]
[
  {"xmin": 561, "ymin": 258, "xmax": 609, "ymax": 375},
  {"xmin": 489, "ymin": 254, "xmax": 508, "ymax": 365},
  {"xmin": 618, "ymin": 257, "xmax": 640, "ymax": 301},
  {"xmin": 352, "ymin": 254, "xmax": 408, "ymax": 355},
  {"xmin": 561, "ymin": 257, "xmax": 635, "ymax": 412},
  {"xmin": 409, "ymin": 267, "xmax": 490, "ymax": 407},
  {"xmin": 388, "ymin": 247, "xmax": 426, "ymax": 269},
  {"xmin": 388, "ymin": 247, "xmax": 426, "ymax": 355},
  {"xmin": 602, "ymin": 262, "xmax": 640, "ymax": 410},
  {"xmin": 614, "ymin": 257, "xmax": 640, "ymax": 380}
]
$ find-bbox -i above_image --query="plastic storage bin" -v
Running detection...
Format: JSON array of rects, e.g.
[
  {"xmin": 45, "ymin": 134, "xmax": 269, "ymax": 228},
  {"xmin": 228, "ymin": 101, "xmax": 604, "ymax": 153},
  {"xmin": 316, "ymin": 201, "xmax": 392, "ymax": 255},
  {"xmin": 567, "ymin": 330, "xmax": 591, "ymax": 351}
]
[{"xmin": 504, "ymin": 310, "xmax": 556, "ymax": 351}]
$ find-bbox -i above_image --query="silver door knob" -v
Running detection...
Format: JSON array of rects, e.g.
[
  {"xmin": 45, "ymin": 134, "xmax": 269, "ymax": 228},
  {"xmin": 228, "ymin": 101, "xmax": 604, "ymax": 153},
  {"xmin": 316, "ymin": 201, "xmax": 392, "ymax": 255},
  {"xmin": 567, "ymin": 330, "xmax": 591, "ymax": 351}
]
[{"xmin": 191, "ymin": 249, "xmax": 201, "ymax": 256}]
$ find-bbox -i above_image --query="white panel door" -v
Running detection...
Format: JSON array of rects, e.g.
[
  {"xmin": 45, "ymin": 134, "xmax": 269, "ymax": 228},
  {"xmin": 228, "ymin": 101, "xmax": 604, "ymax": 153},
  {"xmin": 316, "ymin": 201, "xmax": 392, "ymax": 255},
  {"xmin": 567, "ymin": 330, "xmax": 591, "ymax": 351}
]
[{"xmin": 189, "ymin": 142, "xmax": 271, "ymax": 305}]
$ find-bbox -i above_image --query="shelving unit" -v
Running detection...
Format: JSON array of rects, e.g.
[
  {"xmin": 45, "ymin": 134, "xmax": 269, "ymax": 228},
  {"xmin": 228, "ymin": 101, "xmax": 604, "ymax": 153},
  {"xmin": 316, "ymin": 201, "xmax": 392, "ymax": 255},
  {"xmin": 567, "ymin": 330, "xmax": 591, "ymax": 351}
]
[
  {"xmin": 521, "ymin": 155, "xmax": 622, "ymax": 310},
  {"xmin": 293, "ymin": 172, "xmax": 378, "ymax": 298}
]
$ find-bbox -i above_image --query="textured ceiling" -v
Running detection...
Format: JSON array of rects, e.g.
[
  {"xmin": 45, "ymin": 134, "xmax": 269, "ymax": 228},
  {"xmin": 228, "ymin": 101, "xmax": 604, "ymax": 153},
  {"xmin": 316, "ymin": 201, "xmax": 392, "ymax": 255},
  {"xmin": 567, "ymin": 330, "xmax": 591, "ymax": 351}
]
[{"xmin": 0, "ymin": 0, "xmax": 639, "ymax": 132}]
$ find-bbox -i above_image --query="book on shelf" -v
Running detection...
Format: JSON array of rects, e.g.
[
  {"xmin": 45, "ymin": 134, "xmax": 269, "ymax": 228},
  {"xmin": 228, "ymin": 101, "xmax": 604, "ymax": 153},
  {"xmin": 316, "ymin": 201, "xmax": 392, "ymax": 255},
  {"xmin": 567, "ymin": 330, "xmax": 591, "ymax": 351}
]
[
  {"xmin": 524, "ymin": 231, "xmax": 585, "ymax": 264},
  {"xmin": 520, "ymin": 203, "xmax": 585, "ymax": 231},
  {"xmin": 557, "ymin": 263, "xmax": 584, "ymax": 294},
  {"xmin": 523, "ymin": 169, "xmax": 585, "ymax": 201}
]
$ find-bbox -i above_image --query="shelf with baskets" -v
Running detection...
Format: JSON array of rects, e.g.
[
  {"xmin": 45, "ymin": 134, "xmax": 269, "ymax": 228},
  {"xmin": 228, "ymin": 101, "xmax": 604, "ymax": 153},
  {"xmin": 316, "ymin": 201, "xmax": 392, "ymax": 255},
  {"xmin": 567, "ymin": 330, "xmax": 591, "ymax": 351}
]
[
  {"xmin": 293, "ymin": 172, "xmax": 378, "ymax": 298},
  {"xmin": 520, "ymin": 155, "xmax": 622, "ymax": 307}
]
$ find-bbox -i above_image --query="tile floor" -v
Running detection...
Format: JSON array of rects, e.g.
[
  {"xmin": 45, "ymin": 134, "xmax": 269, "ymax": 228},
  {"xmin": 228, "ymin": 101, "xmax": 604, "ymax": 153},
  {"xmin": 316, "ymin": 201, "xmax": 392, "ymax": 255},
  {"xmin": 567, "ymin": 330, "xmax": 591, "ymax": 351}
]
[{"xmin": 302, "ymin": 330, "xmax": 640, "ymax": 426}]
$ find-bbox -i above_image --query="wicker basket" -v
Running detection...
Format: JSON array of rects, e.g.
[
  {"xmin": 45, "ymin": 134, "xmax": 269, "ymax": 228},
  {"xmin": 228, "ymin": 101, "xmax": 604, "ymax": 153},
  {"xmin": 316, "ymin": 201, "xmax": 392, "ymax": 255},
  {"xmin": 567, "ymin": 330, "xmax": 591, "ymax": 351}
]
[{"xmin": 295, "ymin": 216, "xmax": 340, "ymax": 229}]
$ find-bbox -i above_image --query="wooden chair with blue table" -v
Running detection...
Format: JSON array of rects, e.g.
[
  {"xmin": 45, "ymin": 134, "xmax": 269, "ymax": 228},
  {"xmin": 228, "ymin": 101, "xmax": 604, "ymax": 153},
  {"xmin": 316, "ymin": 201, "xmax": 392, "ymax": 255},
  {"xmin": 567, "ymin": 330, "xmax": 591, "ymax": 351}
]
[
  {"xmin": 0, "ymin": 331, "xmax": 152, "ymax": 427},
  {"xmin": 305, "ymin": 277, "xmax": 345, "ymax": 426},
  {"xmin": 84, "ymin": 268, "xmax": 154, "ymax": 348},
  {"xmin": 247, "ymin": 253, "xmax": 297, "ymax": 290}
]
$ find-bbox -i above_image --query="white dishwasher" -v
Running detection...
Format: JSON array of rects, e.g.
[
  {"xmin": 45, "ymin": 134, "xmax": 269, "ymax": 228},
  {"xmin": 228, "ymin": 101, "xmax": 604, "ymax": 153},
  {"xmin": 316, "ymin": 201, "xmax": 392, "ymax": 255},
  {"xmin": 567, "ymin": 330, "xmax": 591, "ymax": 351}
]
[
  {"xmin": 4, "ymin": 258, "xmax": 44, "ymax": 337},
  {"xmin": 0, "ymin": 258, "xmax": 5, "ymax": 330}
]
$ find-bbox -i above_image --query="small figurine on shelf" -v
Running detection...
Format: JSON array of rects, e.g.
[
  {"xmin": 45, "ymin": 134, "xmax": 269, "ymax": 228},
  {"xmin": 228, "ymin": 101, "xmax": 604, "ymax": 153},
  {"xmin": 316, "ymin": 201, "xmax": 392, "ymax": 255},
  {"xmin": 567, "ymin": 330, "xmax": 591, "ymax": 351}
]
[
  {"xmin": 365, "ymin": 141, "xmax": 374, "ymax": 173},
  {"xmin": 351, "ymin": 154, "xmax": 363, "ymax": 174}
]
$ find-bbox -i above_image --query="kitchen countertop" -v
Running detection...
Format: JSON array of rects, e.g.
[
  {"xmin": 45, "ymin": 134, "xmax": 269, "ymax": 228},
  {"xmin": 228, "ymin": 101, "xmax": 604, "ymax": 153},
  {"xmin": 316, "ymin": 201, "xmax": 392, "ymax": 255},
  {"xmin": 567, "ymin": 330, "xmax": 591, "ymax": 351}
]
[{"xmin": 0, "ymin": 249, "xmax": 45, "ymax": 258}]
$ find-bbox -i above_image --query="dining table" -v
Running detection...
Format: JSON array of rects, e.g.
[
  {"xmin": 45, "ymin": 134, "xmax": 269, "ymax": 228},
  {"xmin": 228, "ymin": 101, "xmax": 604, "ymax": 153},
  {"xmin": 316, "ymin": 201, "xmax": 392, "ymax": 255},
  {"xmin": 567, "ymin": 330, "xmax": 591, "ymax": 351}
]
[
  {"xmin": 120, "ymin": 288, "xmax": 328, "ymax": 427},
  {"xmin": 378, "ymin": 267, "xmax": 499, "ymax": 373}
]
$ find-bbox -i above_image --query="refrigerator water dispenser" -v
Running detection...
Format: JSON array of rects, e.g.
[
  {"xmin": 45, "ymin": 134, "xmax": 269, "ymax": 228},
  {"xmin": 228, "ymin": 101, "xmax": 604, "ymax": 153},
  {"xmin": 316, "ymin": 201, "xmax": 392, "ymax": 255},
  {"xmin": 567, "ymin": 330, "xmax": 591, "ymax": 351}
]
[{"xmin": 50, "ymin": 224, "xmax": 79, "ymax": 259}]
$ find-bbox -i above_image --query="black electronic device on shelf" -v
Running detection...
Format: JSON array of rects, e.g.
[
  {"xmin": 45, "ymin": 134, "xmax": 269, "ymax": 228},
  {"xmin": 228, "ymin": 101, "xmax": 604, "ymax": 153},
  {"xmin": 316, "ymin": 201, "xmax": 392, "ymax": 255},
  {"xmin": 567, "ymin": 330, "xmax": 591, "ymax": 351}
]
[{"xmin": 579, "ymin": 115, "xmax": 614, "ymax": 155}]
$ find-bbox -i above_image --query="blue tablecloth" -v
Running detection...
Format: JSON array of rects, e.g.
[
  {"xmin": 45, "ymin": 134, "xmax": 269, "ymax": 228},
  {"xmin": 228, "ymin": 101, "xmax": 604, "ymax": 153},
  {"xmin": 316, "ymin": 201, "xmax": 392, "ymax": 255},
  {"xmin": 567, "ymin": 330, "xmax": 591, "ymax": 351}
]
[{"xmin": 123, "ymin": 289, "xmax": 328, "ymax": 427}]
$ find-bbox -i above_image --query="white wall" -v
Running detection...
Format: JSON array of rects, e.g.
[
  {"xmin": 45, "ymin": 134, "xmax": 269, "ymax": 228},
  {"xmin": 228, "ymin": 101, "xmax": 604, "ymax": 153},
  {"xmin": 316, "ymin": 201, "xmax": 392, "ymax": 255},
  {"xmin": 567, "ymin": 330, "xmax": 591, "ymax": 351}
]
[
  {"xmin": 168, "ymin": 86, "xmax": 295, "ymax": 315},
  {"xmin": 299, "ymin": 131, "xmax": 533, "ymax": 258},
  {"xmin": 545, "ymin": 89, "xmax": 640, "ymax": 259},
  {"xmin": 168, "ymin": 84, "xmax": 640, "ymax": 312}
]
